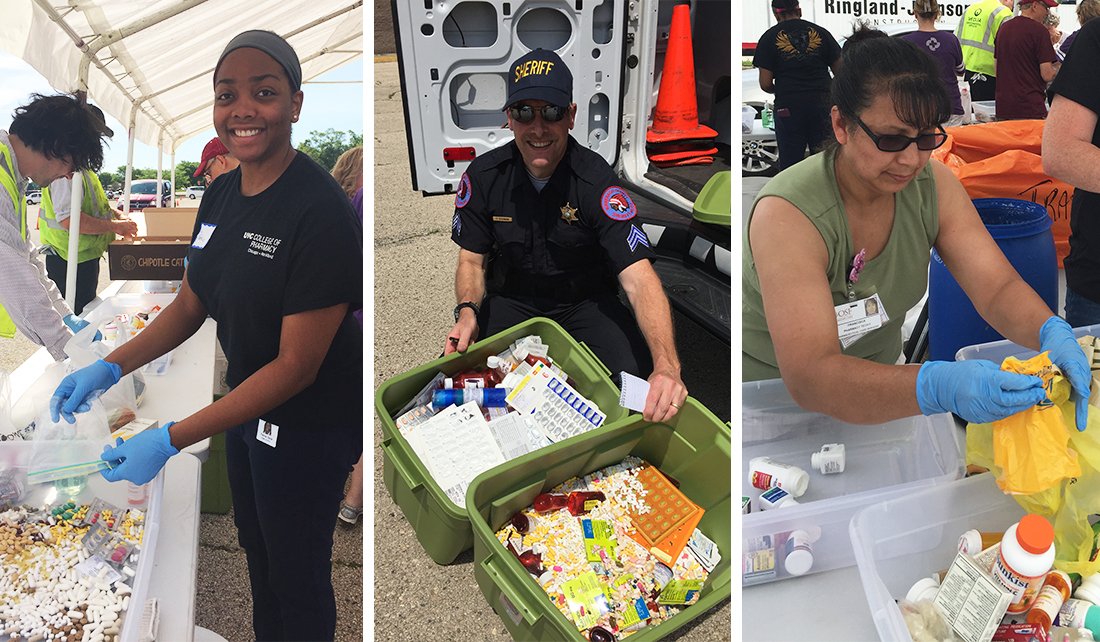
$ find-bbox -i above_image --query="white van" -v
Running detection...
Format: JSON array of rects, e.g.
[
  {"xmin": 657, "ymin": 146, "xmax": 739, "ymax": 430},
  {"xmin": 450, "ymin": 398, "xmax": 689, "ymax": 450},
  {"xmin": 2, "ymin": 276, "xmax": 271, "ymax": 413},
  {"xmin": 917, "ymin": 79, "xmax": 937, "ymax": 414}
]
[{"xmin": 393, "ymin": 0, "xmax": 731, "ymax": 341}]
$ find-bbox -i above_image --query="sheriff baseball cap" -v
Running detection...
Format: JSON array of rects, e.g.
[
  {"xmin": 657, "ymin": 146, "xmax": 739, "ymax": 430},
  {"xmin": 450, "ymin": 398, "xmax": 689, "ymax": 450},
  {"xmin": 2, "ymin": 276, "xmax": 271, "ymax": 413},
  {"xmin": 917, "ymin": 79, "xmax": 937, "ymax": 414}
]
[
  {"xmin": 193, "ymin": 137, "xmax": 230, "ymax": 177},
  {"xmin": 504, "ymin": 49, "xmax": 573, "ymax": 109},
  {"xmin": 1023, "ymin": 0, "xmax": 1058, "ymax": 6}
]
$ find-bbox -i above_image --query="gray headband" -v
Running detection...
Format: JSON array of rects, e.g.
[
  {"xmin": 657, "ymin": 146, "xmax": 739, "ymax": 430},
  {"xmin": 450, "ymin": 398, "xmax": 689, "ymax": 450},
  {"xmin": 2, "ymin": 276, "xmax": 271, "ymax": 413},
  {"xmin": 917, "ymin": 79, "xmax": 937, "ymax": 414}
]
[{"xmin": 215, "ymin": 30, "xmax": 302, "ymax": 92}]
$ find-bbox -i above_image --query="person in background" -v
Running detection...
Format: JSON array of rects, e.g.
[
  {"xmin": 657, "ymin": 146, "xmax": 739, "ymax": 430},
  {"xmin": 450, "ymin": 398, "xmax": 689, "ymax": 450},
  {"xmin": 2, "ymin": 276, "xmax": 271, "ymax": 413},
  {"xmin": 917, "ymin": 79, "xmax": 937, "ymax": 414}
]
[
  {"xmin": 995, "ymin": 0, "xmax": 1060, "ymax": 120},
  {"xmin": 1059, "ymin": 0, "xmax": 1100, "ymax": 56},
  {"xmin": 956, "ymin": 0, "xmax": 1015, "ymax": 101},
  {"xmin": 901, "ymin": 0, "xmax": 968, "ymax": 127},
  {"xmin": 753, "ymin": 0, "xmax": 842, "ymax": 170},
  {"xmin": 0, "ymin": 92, "xmax": 109, "ymax": 359},
  {"xmin": 744, "ymin": 29, "xmax": 1092, "ymax": 432},
  {"xmin": 1043, "ymin": 17, "xmax": 1100, "ymax": 328},
  {"xmin": 193, "ymin": 136, "xmax": 240, "ymax": 187},
  {"xmin": 1045, "ymin": 12, "xmax": 1066, "ymax": 60},
  {"xmin": 40, "ymin": 105, "xmax": 138, "ymax": 315},
  {"xmin": 50, "ymin": 31, "xmax": 363, "ymax": 640},
  {"xmin": 330, "ymin": 144, "xmax": 364, "ymax": 527}
]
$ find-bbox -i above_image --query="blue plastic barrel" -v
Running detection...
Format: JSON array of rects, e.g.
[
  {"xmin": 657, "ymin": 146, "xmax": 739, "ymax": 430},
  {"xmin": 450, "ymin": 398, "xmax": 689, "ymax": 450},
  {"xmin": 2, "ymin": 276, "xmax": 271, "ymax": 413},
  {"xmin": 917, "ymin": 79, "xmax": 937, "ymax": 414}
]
[{"xmin": 928, "ymin": 198, "xmax": 1057, "ymax": 362}]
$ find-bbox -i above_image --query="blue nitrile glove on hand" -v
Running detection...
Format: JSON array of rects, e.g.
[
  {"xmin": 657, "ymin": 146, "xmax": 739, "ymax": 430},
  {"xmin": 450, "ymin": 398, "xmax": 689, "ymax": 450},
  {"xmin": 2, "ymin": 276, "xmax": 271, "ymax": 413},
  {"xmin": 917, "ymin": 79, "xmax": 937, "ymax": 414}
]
[
  {"xmin": 916, "ymin": 360, "xmax": 1048, "ymax": 424},
  {"xmin": 1040, "ymin": 315, "xmax": 1092, "ymax": 431},
  {"xmin": 101, "ymin": 422, "xmax": 178, "ymax": 485},
  {"xmin": 50, "ymin": 359, "xmax": 122, "ymax": 423},
  {"xmin": 62, "ymin": 314, "xmax": 102, "ymax": 341}
]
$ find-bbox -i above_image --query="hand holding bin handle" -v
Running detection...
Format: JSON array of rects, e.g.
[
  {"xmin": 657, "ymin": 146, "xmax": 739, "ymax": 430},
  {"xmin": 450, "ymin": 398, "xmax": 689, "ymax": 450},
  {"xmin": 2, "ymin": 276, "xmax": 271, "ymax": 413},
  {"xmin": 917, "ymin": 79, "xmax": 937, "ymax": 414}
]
[
  {"xmin": 1039, "ymin": 315, "xmax": 1091, "ymax": 431},
  {"xmin": 916, "ymin": 360, "xmax": 1047, "ymax": 424}
]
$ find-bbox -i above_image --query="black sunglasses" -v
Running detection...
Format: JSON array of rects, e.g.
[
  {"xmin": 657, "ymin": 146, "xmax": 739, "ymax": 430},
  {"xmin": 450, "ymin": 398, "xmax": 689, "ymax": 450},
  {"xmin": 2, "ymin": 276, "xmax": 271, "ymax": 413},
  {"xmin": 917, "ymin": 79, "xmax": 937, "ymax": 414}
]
[
  {"xmin": 508, "ymin": 104, "xmax": 567, "ymax": 124},
  {"xmin": 853, "ymin": 116, "xmax": 948, "ymax": 152}
]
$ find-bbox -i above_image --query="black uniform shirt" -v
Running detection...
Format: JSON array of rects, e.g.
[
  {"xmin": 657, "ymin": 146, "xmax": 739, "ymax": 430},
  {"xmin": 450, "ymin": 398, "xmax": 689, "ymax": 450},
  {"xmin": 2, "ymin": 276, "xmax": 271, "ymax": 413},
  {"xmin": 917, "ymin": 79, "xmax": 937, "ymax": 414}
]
[
  {"xmin": 186, "ymin": 152, "xmax": 363, "ymax": 428},
  {"xmin": 451, "ymin": 137, "xmax": 654, "ymax": 299}
]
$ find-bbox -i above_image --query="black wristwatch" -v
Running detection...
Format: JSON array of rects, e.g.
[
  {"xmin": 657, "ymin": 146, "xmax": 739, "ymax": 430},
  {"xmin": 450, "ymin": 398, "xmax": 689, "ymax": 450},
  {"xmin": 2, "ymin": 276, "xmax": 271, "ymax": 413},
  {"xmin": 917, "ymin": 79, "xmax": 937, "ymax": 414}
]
[{"xmin": 453, "ymin": 301, "xmax": 480, "ymax": 322}]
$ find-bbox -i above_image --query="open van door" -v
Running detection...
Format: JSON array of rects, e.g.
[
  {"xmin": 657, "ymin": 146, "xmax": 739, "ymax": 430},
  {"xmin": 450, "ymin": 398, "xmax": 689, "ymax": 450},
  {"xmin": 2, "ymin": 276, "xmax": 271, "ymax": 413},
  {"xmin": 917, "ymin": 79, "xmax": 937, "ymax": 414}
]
[{"xmin": 392, "ymin": 0, "xmax": 628, "ymax": 195}]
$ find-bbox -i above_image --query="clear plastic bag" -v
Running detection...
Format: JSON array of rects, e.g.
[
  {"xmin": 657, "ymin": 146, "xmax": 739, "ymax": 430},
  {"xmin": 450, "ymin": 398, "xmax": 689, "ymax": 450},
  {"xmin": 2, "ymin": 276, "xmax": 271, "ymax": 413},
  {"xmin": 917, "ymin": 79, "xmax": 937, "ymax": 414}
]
[
  {"xmin": 26, "ymin": 400, "xmax": 111, "ymax": 485},
  {"xmin": 64, "ymin": 319, "xmax": 143, "ymax": 430}
]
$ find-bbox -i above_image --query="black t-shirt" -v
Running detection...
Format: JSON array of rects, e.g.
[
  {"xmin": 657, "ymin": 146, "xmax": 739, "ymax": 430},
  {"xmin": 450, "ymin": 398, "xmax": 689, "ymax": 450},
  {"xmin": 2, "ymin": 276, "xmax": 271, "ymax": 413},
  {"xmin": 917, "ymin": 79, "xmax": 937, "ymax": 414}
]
[
  {"xmin": 186, "ymin": 152, "xmax": 363, "ymax": 428},
  {"xmin": 1049, "ymin": 18, "xmax": 1100, "ymax": 301},
  {"xmin": 451, "ymin": 138, "xmax": 654, "ymax": 299},
  {"xmin": 753, "ymin": 19, "xmax": 842, "ymax": 109}
]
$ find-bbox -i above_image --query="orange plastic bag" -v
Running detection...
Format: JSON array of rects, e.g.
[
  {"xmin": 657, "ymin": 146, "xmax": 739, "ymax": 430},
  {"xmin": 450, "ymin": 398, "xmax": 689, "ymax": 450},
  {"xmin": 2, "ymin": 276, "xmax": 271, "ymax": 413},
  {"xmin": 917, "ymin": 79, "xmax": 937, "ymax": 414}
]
[
  {"xmin": 991, "ymin": 352, "xmax": 1080, "ymax": 495},
  {"xmin": 933, "ymin": 121, "xmax": 1073, "ymax": 266}
]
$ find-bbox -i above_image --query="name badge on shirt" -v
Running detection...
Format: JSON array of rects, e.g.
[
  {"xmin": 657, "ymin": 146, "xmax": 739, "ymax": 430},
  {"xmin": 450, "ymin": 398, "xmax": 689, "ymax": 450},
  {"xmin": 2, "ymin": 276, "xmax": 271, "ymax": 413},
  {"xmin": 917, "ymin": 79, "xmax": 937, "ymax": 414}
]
[
  {"xmin": 836, "ymin": 293, "xmax": 889, "ymax": 349},
  {"xmin": 192, "ymin": 223, "xmax": 216, "ymax": 249},
  {"xmin": 257, "ymin": 419, "xmax": 279, "ymax": 448}
]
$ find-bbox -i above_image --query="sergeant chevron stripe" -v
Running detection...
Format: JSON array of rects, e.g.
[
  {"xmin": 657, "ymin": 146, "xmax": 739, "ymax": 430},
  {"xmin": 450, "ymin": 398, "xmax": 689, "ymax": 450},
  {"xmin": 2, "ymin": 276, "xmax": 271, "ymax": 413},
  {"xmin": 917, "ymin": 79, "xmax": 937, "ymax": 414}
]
[{"xmin": 627, "ymin": 224, "xmax": 650, "ymax": 252}]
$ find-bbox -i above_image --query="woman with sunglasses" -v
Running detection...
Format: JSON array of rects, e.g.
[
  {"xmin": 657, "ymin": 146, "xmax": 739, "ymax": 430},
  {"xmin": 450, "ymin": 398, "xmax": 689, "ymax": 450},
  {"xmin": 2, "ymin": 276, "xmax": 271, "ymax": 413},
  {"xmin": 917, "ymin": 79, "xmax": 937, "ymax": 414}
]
[{"xmin": 743, "ymin": 30, "xmax": 1092, "ymax": 430}]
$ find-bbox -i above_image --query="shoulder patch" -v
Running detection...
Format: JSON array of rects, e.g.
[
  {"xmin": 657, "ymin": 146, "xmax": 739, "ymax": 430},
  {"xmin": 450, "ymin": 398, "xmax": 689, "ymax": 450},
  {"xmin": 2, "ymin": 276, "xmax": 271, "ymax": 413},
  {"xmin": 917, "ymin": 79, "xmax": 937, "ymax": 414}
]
[
  {"xmin": 455, "ymin": 173, "xmax": 472, "ymax": 209},
  {"xmin": 601, "ymin": 186, "xmax": 637, "ymax": 221}
]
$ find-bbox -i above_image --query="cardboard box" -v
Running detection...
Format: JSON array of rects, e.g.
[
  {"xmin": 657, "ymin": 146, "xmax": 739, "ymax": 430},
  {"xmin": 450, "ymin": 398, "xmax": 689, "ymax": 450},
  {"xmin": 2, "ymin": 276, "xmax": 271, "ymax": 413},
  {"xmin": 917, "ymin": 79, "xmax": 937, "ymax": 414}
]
[{"xmin": 107, "ymin": 208, "xmax": 196, "ymax": 281}]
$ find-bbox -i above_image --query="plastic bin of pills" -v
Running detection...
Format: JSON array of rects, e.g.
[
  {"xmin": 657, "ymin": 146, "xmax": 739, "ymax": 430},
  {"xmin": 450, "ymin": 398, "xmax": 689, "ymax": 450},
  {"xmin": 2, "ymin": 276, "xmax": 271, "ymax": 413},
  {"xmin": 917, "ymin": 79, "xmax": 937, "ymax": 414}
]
[
  {"xmin": 851, "ymin": 473, "xmax": 1023, "ymax": 641},
  {"xmin": 466, "ymin": 396, "xmax": 730, "ymax": 641},
  {"xmin": 375, "ymin": 317, "xmax": 629, "ymax": 564},
  {"xmin": 741, "ymin": 378, "xmax": 964, "ymax": 586},
  {"xmin": 972, "ymin": 100, "xmax": 996, "ymax": 123},
  {"xmin": 0, "ymin": 441, "xmax": 164, "ymax": 642},
  {"xmin": 955, "ymin": 322, "xmax": 1100, "ymax": 363}
]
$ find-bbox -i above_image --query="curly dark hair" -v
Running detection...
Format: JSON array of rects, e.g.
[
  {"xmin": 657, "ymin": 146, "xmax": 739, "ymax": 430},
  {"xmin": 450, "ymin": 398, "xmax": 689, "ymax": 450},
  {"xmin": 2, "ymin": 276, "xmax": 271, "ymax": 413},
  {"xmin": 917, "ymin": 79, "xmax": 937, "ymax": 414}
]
[{"xmin": 9, "ymin": 92, "xmax": 110, "ymax": 171}]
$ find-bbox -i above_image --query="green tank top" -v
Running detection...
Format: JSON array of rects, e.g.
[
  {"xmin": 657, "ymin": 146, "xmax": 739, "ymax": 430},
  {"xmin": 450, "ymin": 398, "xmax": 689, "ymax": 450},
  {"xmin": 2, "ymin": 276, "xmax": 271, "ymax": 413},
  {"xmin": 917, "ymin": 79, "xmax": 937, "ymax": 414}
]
[{"xmin": 742, "ymin": 147, "xmax": 940, "ymax": 382}]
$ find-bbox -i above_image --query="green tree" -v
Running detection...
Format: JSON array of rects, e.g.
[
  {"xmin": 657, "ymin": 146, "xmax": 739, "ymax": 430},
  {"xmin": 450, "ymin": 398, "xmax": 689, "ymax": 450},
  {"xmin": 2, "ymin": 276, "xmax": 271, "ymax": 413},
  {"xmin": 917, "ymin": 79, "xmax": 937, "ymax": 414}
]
[
  {"xmin": 98, "ymin": 171, "xmax": 118, "ymax": 189},
  {"xmin": 297, "ymin": 128, "xmax": 363, "ymax": 172},
  {"xmin": 176, "ymin": 161, "xmax": 200, "ymax": 189}
]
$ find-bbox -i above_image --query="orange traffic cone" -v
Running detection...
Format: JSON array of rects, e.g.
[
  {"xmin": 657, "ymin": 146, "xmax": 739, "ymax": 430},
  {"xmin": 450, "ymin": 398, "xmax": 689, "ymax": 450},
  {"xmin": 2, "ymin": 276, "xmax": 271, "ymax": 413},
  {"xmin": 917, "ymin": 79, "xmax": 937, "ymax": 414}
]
[{"xmin": 646, "ymin": 3, "xmax": 718, "ymax": 146}]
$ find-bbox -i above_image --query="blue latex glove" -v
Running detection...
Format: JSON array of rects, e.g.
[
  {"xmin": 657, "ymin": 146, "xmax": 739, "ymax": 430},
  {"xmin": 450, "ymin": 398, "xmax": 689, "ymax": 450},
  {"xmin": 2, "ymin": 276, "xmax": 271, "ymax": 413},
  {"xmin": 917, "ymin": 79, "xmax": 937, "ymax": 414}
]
[
  {"xmin": 916, "ymin": 360, "xmax": 1048, "ymax": 424},
  {"xmin": 49, "ymin": 359, "xmax": 122, "ymax": 423},
  {"xmin": 1040, "ymin": 315, "xmax": 1092, "ymax": 431},
  {"xmin": 100, "ymin": 422, "xmax": 178, "ymax": 485},
  {"xmin": 62, "ymin": 313, "xmax": 102, "ymax": 341}
]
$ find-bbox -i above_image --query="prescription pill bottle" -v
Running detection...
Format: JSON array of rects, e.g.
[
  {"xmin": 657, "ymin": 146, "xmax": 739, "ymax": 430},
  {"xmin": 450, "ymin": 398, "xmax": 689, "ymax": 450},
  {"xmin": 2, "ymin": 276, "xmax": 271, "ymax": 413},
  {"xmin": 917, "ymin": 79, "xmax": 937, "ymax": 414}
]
[
  {"xmin": 1077, "ymin": 573, "xmax": 1100, "ymax": 604},
  {"xmin": 993, "ymin": 514, "xmax": 1056, "ymax": 614},
  {"xmin": 783, "ymin": 529, "xmax": 814, "ymax": 576},
  {"xmin": 810, "ymin": 444, "xmax": 845, "ymax": 474},
  {"xmin": 748, "ymin": 456, "xmax": 809, "ymax": 498},
  {"xmin": 905, "ymin": 577, "xmax": 941, "ymax": 603},
  {"xmin": 958, "ymin": 529, "xmax": 1004, "ymax": 555},
  {"xmin": 1057, "ymin": 598, "xmax": 1100, "ymax": 633},
  {"xmin": 758, "ymin": 486, "xmax": 800, "ymax": 510},
  {"xmin": 1027, "ymin": 570, "xmax": 1072, "ymax": 631}
]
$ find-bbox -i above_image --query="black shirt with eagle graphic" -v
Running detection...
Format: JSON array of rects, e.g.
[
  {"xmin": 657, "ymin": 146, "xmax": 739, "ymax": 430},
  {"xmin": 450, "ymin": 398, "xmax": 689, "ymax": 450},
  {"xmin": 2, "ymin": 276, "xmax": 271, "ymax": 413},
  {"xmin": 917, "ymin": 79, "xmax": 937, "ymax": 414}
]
[{"xmin": 753, "ymin": 18, "xmax": 842, "ymax": 109}]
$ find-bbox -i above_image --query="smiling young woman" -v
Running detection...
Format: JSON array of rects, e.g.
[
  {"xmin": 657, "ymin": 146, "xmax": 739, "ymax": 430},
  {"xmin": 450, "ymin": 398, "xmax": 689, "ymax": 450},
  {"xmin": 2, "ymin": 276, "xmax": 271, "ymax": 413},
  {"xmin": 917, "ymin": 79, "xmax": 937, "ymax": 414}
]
[{"xmin": 742, "ymin": 28, "xmax": 1093, "ymax": 433}]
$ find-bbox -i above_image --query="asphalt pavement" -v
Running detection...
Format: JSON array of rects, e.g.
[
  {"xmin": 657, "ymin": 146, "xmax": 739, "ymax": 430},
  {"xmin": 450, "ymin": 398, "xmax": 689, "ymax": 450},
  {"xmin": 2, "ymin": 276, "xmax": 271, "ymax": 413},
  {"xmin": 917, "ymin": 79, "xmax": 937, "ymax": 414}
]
[{"xmin": 372, "ymin": 57, "xmax": 731, "ymax": 642}]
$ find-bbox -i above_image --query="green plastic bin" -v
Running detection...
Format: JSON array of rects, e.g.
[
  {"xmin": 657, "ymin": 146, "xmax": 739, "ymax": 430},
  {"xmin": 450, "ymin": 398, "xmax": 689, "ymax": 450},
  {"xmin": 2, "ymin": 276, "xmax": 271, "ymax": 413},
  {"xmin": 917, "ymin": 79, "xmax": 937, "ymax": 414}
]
[
  {"xmin": 692, "ymin": 171, "xmax": 731, "ymax": 227},
  {"xmin": 375, "ymin": 317, "xmax": 629, "ymax": 564},
  {"xmin": 467, "ymin": 396, "xmax": 731, "ymax": 641}
]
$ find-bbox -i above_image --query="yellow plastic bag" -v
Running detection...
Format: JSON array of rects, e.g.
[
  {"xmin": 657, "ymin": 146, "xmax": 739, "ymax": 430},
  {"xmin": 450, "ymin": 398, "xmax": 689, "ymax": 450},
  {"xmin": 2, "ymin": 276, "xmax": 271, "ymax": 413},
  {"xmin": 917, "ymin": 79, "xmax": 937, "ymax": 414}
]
[{"xmin": 967, "ymin": 352, "xmax": 1100, "ymax": 576}]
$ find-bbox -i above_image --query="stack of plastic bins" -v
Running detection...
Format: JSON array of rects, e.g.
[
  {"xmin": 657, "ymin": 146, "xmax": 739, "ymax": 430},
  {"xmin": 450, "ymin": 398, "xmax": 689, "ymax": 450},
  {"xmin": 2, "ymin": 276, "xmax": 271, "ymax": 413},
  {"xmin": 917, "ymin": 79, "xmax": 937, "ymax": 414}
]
[
  {"xmin": 851, "ymin": 473, "xmax": 1024, "ymax": 640},
  {"xmin": 955, "ymin": 322, "xmax": 1100, "ymax": 363},
  {"xmin": 466, "ymin": 396, "xmax": 731, "ymax": 641},
  {"xmin": 0, "ymin": 441, "xmax": 164, "ymax": 641},
  {"xmin": 742, "ymin": 378, "xmax": 964, "ymax": 585},
  {"xmin": 375, "ymin": 317, "xmax": 628, "ymax": 564}
]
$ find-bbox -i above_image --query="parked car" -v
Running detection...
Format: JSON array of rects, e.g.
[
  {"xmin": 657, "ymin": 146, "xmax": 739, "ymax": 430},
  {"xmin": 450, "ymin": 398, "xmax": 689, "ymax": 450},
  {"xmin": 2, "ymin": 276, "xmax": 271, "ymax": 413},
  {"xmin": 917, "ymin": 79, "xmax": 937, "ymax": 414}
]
[
  {"xmin": 117, "ymin": 179, "xmax": 172, "ymax": 210},
  {"xmin": 25, "ymin": 191, "xmax": 41, "ymax": 205},
  {"xmin": 185, "ymin": 185, "xmax": 205, "ymax": 199}
]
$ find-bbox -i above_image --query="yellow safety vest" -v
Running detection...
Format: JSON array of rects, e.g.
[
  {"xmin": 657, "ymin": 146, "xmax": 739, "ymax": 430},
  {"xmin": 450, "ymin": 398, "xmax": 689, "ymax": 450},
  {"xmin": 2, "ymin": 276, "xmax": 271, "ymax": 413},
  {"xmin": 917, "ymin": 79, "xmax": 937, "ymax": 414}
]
[
  {"xmin": 0, "ymin": 141, "xmax": 27, "ymax": 339},
  {"xmin": 40, "ymin": 171, "xmax": 114, "ymax": 262},
  {"xmin": 956, "ymin": 0, "xmax": 1013, "ymax": 77}
]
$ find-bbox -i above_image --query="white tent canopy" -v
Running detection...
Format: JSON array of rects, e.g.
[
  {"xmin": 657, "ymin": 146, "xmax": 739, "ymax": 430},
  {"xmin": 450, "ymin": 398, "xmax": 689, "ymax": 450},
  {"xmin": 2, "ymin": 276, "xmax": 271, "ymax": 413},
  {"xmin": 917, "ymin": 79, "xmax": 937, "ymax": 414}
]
[
  {"xmin": 0, "ymin": 0, "xmax": 362, "ymax": 309},
  {"xmin": 0, "ymin": 0, "xmax": 363, "ymax": 151}
]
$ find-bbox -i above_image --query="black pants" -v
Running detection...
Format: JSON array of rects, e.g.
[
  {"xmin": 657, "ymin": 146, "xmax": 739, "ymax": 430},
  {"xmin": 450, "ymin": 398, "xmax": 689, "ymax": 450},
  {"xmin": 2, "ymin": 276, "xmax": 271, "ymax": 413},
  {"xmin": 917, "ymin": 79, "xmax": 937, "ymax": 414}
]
[
  {"xmin": 965, "ymin": 70, "xmax": 996, "ymax": 102},
  {"xmin": 45, "ymin": 252, "xmax": 99, "ymax": 316},
  {"xmin": 225, "ymin": 420, "xmax": 361, "ymax": 641},
  {"xmin": 774, "ymin": 102, "xmax": 832, "ymax": 171},
  {"xmin": 477, "ymin": 293, "xmax": 654, "ymax": 382}
]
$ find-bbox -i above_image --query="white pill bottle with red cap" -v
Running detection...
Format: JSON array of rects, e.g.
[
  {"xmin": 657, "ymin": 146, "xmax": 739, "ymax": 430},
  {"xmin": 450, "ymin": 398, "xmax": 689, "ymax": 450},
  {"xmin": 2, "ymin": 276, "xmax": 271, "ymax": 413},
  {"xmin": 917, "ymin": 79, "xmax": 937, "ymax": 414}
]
[{"xmin": 992, "ymin": 513, "xmax": 1056, "ymax": 614}]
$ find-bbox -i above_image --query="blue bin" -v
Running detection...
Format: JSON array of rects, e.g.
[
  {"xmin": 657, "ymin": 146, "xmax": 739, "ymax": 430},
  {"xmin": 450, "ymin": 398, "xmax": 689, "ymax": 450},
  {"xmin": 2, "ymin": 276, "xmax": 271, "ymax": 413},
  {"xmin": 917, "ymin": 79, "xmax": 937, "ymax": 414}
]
[{"xmin": 928, "ymin": 198, "xmax": 1057, "ymax": 362}]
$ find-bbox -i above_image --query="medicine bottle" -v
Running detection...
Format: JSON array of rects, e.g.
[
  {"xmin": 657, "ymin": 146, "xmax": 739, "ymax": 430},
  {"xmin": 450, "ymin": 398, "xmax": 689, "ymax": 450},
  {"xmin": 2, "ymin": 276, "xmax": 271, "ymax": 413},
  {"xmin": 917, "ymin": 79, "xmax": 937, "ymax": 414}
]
[
  {"xmin": 1027, "ymin": 570, "xmax": 1072, "ymax": 631},
  {"xmin": 566, "ymin": 491, "xmax": 605, "ymax": 516},
  {"xmin": 993, "ymin": 514, "xmax": 1056, "ymax": 614},
  {"xmin": 758, "ymin": 486, "xmax": 799, "ymax": 510},
  {"xmin": 783, "ymin": 529, "xmax": 814, "ymax": 576},
  {"xmin": 810, "ymin": 443, "xmax": 845, "ymax": 474},
  {"xmin": 1076, "ymin": 573, "xmax": 1100, "ymax": 604},
  {"xmin": 533, "ymin": 493, "xmax": 569, "ymax": 513},
  {"xmin": 431, "ymin": 388, "xmax": 510, "ymax": 410},
  {"xmin": 905, "ymin": 577, "xmax": 941, "ymax": 603},
  {"xmin": 958, "ymin": 529, "xmax": 1004, "ymax": 555},
  {"xmin": 1057, "ymin": 598, "xmax": 1100, "ymax": 636},
  {"xmin": 748, "ymin": 456, "xmax": 809, "ymax": 497}
]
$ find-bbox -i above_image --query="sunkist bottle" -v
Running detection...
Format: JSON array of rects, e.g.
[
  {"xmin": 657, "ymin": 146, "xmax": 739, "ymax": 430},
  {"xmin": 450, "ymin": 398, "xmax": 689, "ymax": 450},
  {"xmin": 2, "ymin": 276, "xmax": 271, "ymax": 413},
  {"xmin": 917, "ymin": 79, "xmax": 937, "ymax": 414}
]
[
  {"xmin": 992, "ymin": 514, "xmax": 1056, "ymax": 614},
  {"xmin": 1027, "ymin": 570, "xmax": 1072, "ymax": 631}
]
